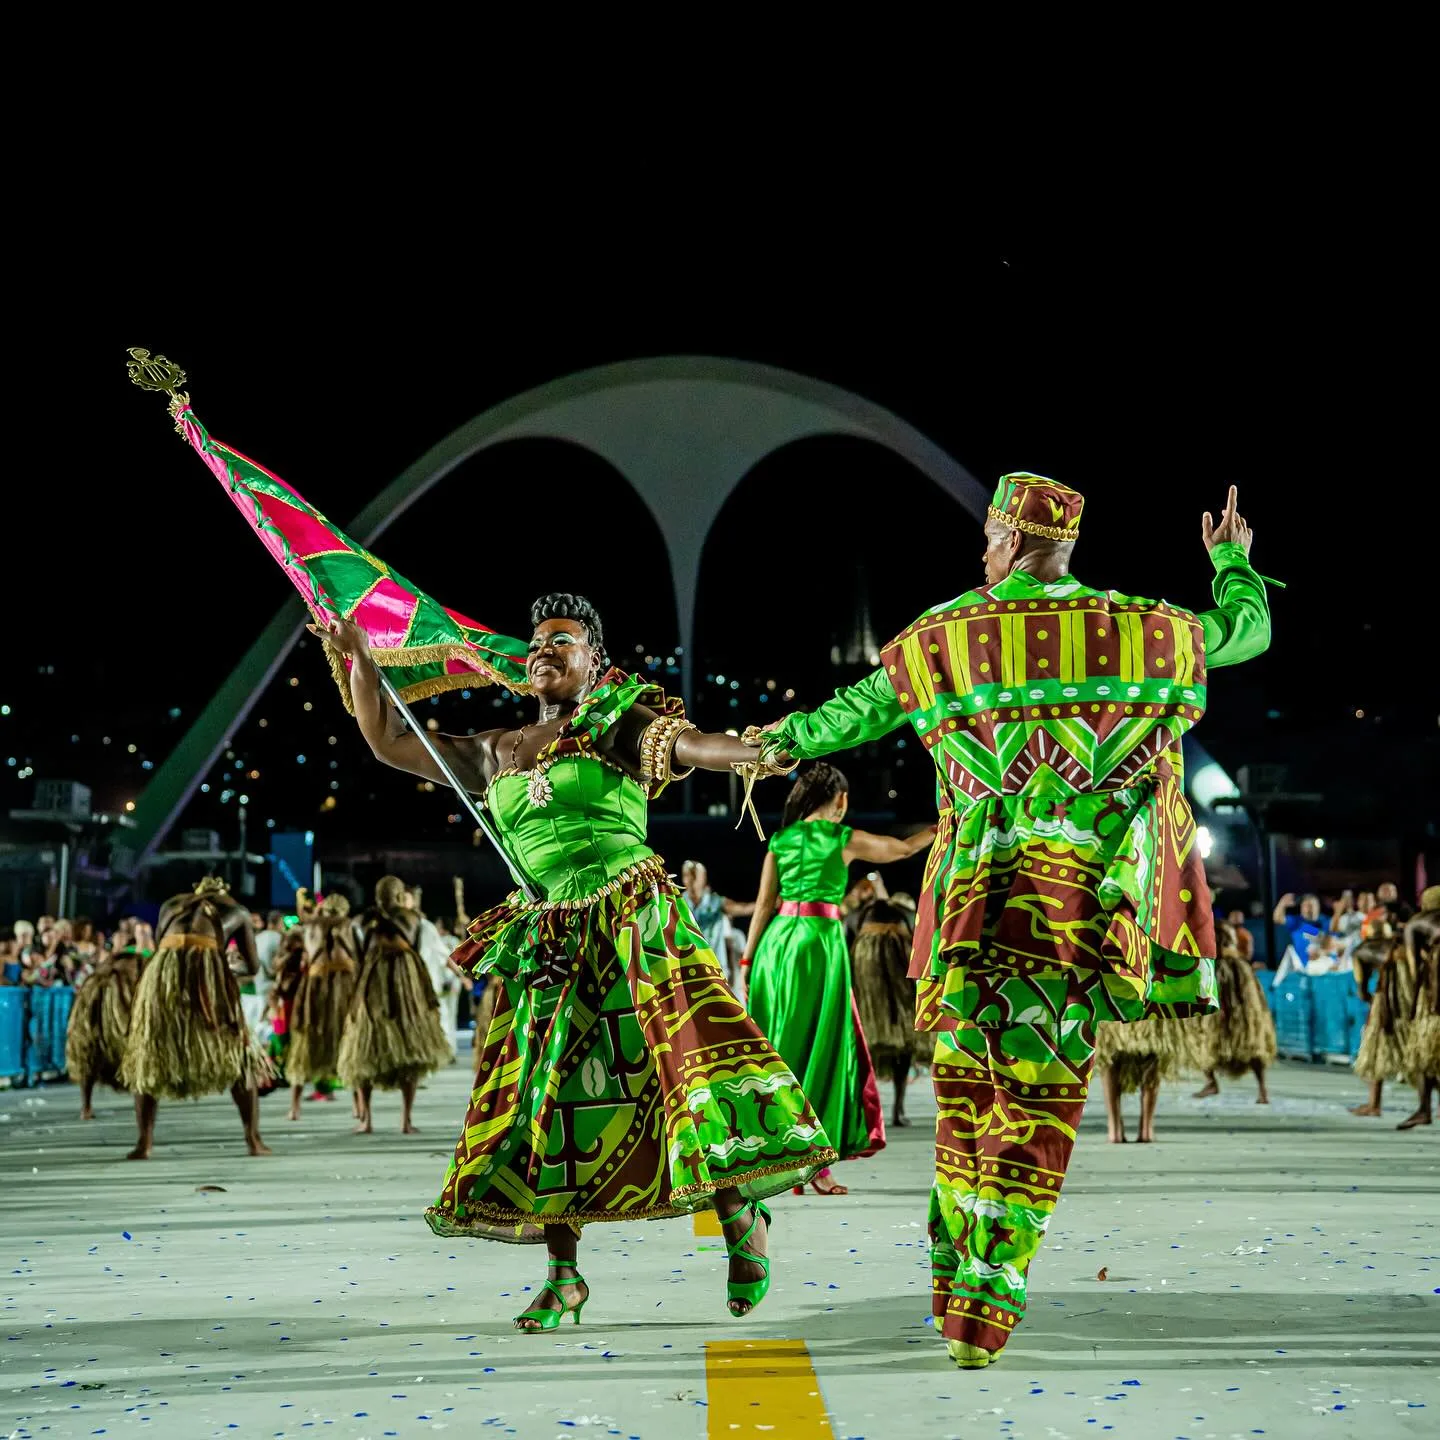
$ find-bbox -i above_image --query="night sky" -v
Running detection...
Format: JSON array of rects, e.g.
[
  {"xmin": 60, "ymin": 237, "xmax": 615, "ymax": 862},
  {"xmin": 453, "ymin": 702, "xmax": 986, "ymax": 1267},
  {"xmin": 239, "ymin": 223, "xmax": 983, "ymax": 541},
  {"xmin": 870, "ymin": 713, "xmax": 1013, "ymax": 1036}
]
[{"xmin": 7, "ymin": 240, "xmax": 1434, "ymax": 910}]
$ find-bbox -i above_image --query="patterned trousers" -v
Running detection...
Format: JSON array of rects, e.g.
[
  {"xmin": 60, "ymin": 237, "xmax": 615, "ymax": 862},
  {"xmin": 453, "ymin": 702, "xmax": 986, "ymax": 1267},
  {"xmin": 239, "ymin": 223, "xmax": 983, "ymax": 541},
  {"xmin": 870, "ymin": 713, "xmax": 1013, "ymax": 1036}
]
[{"xmin": 928, "ymin": 1018, "xmax": 1097, "ymax": 1355}]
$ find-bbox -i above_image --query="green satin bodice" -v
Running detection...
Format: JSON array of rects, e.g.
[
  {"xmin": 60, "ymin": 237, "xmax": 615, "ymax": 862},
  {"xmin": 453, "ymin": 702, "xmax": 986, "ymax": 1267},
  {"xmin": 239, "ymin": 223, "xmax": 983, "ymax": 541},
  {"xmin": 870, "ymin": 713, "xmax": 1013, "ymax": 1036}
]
[
  {"xmin": 489, "ymin": 756, "xmax": 654, "ymax": 903},
  {"xmin": 769, "ymin": 819, "xmax": 853, "ymax": 904}
]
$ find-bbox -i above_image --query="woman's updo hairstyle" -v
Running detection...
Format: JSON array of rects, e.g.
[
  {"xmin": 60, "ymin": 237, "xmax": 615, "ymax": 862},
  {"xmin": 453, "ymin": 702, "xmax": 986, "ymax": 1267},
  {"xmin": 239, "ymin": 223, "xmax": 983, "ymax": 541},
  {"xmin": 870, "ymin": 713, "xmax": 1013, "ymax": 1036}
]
[
  {"xmin": 781, "ymin": 762, "xmax": 849, "ymax": 830},
  {"xmin": 530, "ymin": 593, "xmax": 608, "ymax": 669}
]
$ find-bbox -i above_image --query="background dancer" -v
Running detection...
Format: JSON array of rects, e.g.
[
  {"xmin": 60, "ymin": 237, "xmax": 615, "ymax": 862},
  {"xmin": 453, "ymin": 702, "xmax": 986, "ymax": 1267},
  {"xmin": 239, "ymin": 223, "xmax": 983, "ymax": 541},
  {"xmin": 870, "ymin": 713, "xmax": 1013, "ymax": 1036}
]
[
  {"xmin": 682, "ymin": 860, "xmax": 755, "ymax": 993},
  {"xmin": 750, "ymin": 478, "xmax": 1271, "ymax": 1368},
  {"xmin": 742, "ymin": 761, "xmax": 932, "ymax": 1193},
  {"xmin": 285, "ymin": 892, "xmax": 360, "ymax": 1121},
  {"xmin": 65, "ymin": 925, "xmax": 149, "ymax": 1119},
  {"xmin": 1397, "ymin": 888, "xmax": 1440, "ymax": 1129},
  {"xmin": 1350, "ymin": 922, "xmax": 1412, "ymax": 1118},
  {"xmin": 1192, "ymin": 918, "xmax": 1275, "ymax": 1104},
  {"xmin": 118, "ymin": 877, "xmax": 270, "ymax": 1160},
  {"xmin": 314, "ymin": 593, "xmax": 832, "ymax": 1330},
  {"xmin": 852, "ymin": 893, "xmax": 921, "ymax": 1128},
  {"xmin": 337, "ymin": 876, "xmax": 453, "ymax": 1135}
]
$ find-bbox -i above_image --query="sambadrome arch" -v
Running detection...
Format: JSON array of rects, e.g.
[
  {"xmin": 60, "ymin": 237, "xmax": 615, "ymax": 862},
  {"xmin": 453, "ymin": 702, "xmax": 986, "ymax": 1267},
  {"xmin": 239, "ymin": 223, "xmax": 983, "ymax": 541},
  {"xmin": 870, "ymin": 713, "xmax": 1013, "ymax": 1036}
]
[{"xmin": 124, "ymin": 357, "xmax": 987, "ymax": 869}]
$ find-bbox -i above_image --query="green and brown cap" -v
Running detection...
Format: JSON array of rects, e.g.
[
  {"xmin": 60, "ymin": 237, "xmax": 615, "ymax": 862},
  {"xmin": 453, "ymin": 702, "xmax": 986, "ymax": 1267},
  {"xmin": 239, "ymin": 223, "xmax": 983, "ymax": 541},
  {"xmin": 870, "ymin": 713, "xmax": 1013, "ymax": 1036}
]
[{"xmin": 988, "ymin": 472, "xmax": 1084, "ymax": 542}]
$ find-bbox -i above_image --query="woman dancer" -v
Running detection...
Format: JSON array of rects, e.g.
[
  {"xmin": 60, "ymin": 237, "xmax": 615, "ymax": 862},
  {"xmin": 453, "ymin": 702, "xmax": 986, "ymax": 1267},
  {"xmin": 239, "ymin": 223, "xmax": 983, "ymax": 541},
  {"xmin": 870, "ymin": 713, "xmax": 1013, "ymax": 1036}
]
[
  {"xmin": 314, "ymin": 594, "xmax": 834, "ymax": 1328},
  {"xmin": 1350, "ymin": 923, "xmax": 1413, "ymax": 1118},
  {"xmin": 851, "ymin": 895, "xmax": 919, "ymax": 1127},
  {"xmin": 742, "ymin": 762, "xmax": 933, "ymax": 1193},
  {"xmin": 337, "ymin": 876, "xmax": 453, "ymax": 1134},
  {"xmin": 65, "ymin": 925, "xmax": 150, "ymax": 1119},
  {"xmin": 285, "ymin": 892, "xmax": 361, "ymax": 1121},
  {"xmin": 1192, "ymin": 919, "xmax": 1276, "ymax": 1103}
]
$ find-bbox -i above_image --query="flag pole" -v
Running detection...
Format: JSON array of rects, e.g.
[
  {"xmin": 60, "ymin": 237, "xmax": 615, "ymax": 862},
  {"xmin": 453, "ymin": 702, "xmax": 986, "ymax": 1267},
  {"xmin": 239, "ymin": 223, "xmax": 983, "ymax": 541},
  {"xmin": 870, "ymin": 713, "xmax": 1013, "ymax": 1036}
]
[
  {"xmin": 126, "ymin": 348, "xmax": 538, "ymax": 905},
  {"xmin": 374, "ymin": 669, "xmax": 537, "ymax": 902}
]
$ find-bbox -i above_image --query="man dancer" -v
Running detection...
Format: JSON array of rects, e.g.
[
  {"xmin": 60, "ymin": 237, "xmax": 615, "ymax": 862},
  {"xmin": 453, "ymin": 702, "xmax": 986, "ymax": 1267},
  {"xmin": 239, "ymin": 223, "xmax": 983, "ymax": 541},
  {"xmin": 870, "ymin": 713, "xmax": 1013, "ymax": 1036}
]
[
  {"xmin": 119, "ymin": 876, "xmax": 271, "ymax": 1159},
  {"xmin": 751, "ymin": 477, "xmax": 1271, "ymax": 1367}
]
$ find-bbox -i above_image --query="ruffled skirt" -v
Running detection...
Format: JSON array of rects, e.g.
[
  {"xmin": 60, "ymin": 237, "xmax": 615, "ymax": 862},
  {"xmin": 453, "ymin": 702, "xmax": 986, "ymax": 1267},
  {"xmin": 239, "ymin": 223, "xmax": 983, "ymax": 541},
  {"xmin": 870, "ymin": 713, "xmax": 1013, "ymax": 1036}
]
[{"xmin": 426, "ymin": 858, "xmax": 836, "ymax": 1241}]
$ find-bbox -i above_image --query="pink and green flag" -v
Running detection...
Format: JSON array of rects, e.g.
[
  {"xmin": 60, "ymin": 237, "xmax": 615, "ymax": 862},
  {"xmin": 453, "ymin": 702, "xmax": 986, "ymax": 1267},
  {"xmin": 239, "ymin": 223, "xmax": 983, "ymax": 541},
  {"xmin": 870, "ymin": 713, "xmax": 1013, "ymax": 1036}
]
[{"xmin": 170, "ymin": 401, "xmax": 529, "ymax": 710}]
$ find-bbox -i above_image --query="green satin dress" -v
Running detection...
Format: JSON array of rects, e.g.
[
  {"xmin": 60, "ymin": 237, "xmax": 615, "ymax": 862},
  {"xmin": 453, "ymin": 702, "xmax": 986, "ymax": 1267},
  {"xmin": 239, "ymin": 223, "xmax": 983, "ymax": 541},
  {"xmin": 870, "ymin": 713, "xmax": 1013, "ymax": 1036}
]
[
  {"xmin": 747, "ymin": 819, "xmax": 885, "ymax": 1164},
  {"xmin": 426, "ymin": 672, "xmax": 837, "ymax": 1241}
]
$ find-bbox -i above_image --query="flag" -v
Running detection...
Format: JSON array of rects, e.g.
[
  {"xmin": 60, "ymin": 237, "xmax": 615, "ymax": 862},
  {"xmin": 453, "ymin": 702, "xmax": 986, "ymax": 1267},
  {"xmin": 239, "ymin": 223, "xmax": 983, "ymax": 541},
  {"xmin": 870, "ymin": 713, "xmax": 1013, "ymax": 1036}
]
[{"xmin": 171, "ymin": 402, "xmax": 529, "ymax": 711}]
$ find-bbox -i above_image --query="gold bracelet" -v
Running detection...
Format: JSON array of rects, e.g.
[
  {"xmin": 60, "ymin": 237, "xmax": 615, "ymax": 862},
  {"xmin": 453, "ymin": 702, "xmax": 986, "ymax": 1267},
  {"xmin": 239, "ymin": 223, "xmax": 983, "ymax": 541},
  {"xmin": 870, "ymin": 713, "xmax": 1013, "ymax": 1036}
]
[{"xmin": 638, "ymin": 715, "xmax": 697, "ymax": 791}]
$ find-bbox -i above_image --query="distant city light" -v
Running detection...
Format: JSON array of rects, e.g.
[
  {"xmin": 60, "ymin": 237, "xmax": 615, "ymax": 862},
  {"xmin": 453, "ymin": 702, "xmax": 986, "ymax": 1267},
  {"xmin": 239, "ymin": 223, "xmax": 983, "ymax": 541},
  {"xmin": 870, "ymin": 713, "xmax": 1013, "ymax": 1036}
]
[
  {"xmin": 248, "ymin": 770, "xmax": 259, "ymax": 780},
  {"xmin": 766, "ymin": 681, "xmax": 776, "ymax": 692},
  {"xmin": 266, "ymin": 818, "xmax": 276, "ymax": 829},
  {"xmin": 70, "ymin": 734, "xmax": 79, "ymax": 743},
  {"xmin": 124, "ymin": 801, "xmax": 135, "ymax": 812},
  {"xmin": 887, "ymin": 789, "xmax": 898, "ymax": 799},
  {"xmin": 330, "ymin": 780, "xmax": 339, "ymax": 791},
  {"xmin": 303, "ymin": 701, "xmax": 313, "ymax": 712},
  {"xmin": 296, "ymin": 755, "xmax": 306, "ymax": 765},
  {"xmin": 168, "ymin": 706, "xmax": 182, "ymax": 718},
  {"xmin": 127, "ymin": 743, "xmax": 137, "ymax": 753},
  {"xmin": 1196, "ymin": 825, "xmax": 1214, "ymax": 859},
  {"xmin": 716, "ymin": 674, "xmax": 726, "ymax": 685},
  {"xmin": 141, "ymin": 760, "xmax": 153, "ymax": 771},
  {"xmin": 0, "ymin": 705, "xmax": 9, "ymax": 715},
  {"xmin": 288, "ymin": 677, "xmax": 299, "ymax": 687},
  {"xmin": 1313, "ymin": 837, "xmax": 1326, "ymax": 850},
  {"xmin": 327, "ymin": 736, "xmax": 337, "ymax": 745},
  {"xmin": 321, "ymin": 796, "xmax": 337, "ymax": 810},
  {"xmin": 426, "ymin": 718, "xmax": 440, "ymax": 731},
  {"xmin": 102, "ymin": 736, "xmax": 111, "ymax": 744},
  {"xmin": 784, "ymin": 689, "xmax": 795, "ymax": 701},
  {"xmin": 258, "ymin": 719, "xmax": 269, "ymax": 728},
  {"xmin": 200, "ymin": 783, "xmax": 210, "ymax": 793},
  {"xmin": 1354, "ymin": 708, "xmax": 1365, "ymax": 719},
  {"xmin": 5, "ymin": 757, "xmax": 14, "ymax": 767}
]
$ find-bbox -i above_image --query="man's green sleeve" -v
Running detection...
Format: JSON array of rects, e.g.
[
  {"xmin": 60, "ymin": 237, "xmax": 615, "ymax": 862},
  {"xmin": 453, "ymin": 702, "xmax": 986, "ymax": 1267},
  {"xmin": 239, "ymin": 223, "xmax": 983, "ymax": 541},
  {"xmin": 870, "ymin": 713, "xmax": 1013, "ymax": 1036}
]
[
  {"xmin": 1199, "ymin": 540, "xmax": 1272, "ymax": 669},
  {"xmin": 770, "ymin": 668, "xmax": 909, "ymax": 759}
]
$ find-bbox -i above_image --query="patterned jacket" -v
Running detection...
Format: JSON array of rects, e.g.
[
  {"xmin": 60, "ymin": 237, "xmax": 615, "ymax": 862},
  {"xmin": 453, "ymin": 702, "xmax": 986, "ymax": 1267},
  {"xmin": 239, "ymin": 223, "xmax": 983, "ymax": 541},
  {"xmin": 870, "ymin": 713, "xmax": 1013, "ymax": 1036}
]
[{"xmin": 766, "ymin": 541, "xmax": 1271, "ymax": 1028}]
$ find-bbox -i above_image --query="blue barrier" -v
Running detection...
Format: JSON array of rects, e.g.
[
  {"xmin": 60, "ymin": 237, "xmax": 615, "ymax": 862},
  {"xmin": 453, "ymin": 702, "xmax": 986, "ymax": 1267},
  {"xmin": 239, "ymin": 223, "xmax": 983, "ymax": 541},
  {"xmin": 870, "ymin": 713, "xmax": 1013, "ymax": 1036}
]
[
  {"xmin": 1266, "ymin": 971, "xmax": 1365, "ymax": 1063},
  {"xmin": 0, "ymin": 989, "xmax": 26, "ymax": 1085},
  {"xmin": 0, "ymin": 986, "xmax": 76, "ymax": 1088},
  {"xmin": 1272, "ymin": 975, "xmax": 1314, "ymax": 1056}
]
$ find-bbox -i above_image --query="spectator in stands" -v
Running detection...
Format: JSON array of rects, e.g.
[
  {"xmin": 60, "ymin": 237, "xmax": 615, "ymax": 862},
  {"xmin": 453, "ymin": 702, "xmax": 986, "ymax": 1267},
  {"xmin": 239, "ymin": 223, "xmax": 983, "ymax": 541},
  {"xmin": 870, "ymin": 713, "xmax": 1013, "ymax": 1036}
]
[
  {"xmin": 1368, "ymin": 881, "xmax": 1414, "ymax": 933},
  {"xmin": 0, "ymin": 927, "xmax": 19, "ymax": 985},
  {"xmin": 1273, "ymin": 892, "xmax": 1325, "ymax": 964},
  {"xmin": 12, "ymin": 919, "xmax": 37, "ymax": 968}
]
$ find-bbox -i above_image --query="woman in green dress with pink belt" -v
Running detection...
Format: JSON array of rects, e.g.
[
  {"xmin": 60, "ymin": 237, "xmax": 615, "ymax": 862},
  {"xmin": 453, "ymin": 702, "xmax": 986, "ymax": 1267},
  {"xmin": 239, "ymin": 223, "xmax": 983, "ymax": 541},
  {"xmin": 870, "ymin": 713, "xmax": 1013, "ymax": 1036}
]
[
  {"xmin": 315, "ymin": 594, "xmax": 833, "ymax": 1331},
  {"xmin": 742, "ymin": 763, "xmax": 935, "ymax": 1193}
]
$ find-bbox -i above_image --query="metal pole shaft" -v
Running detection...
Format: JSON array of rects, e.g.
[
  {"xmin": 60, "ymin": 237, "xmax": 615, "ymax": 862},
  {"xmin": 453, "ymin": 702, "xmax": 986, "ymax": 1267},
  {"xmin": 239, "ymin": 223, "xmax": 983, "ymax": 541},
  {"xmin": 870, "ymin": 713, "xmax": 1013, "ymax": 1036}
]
[{"xmin": 374, "ymin": 671, "xmax": 537, "ymax": 903}]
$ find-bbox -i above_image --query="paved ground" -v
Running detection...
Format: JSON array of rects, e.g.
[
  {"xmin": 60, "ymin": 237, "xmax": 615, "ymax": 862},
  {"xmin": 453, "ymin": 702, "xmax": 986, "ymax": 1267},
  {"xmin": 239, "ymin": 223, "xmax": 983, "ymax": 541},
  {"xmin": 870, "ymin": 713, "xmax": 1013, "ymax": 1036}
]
[{"xmin": 2, "ymin": 1054, "xmax": 1436, "ymax": 1440}]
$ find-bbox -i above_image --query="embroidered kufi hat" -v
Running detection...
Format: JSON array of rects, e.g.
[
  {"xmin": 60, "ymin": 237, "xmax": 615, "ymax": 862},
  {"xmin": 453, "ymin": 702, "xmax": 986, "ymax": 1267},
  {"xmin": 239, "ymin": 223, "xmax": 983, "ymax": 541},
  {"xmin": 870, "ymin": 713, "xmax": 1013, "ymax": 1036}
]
[{"xmin": 988, "ymin": 472, "xmax": 1084, "ymax": 541}]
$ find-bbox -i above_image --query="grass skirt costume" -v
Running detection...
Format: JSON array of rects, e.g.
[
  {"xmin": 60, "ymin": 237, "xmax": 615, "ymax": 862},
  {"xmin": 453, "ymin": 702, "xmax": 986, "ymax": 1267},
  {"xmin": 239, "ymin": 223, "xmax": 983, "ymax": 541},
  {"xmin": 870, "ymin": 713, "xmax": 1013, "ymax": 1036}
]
[
  {"xmin": 1353, "ymin": 938, "xmax": 1415, "ymax": 1083},
  {"xmin": 287, "ymin": 915, "xmax": 360, "ymax": 1084},
  {"xmin": 119, "ymin": 897, "xmax": 267, "ymax": 1100},
  {"xmin": 338, "ymin": 912, "xmax": 453, "ymax": 1091},
  {"xmin": 1192, "ymin": 947, "xmax": 1276, "ymax": 1076},
  {"xmin": 853, "ymin": 902, "xmax": 921, "ymax": 1068},
  {"xmin": 65, "ymin": 949, "xmax": 143, "ymax": 1091},
  {"xmin": 426, "ymin": 673, "xmax": 836, "ymax": 1242},
  {"xmin": 1094, "ymin": 1015, "xmax": 1197, "ymax": 1092},
  {"xmin": 748, "ymin": 818, "xmax": 886, "ymax": 1162}
]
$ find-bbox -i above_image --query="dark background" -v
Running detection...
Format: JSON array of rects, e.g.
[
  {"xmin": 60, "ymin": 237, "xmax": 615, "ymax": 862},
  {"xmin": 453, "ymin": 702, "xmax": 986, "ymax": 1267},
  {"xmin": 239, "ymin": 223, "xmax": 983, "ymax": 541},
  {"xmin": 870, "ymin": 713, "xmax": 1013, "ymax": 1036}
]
[{"xmin": 4, "ymin": 237, "xmax": 1433, "ymax": 919}]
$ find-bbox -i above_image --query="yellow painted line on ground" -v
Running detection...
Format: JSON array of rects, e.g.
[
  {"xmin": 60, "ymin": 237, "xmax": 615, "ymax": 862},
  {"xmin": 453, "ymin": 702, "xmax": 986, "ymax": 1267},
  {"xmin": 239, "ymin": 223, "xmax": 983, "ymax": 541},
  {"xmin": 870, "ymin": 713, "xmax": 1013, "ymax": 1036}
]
[
  {"xmin": 704, "ymin": 1339, "xmax": 832, "ymax": 1437},
  {"xmin": 693, "ymin": 1208, "xmax": 723, "ymax": 1237}
]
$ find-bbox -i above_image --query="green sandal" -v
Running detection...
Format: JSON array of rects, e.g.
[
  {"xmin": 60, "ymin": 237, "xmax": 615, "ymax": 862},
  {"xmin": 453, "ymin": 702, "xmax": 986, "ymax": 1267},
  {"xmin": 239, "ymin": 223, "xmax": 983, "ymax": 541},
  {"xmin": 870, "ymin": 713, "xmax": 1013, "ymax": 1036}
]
[
  {"xmin": 721, "ymin": 1200, "xmax": 773, "ymax": 1317},
  {"xmin": 513, "ymin": 1261, "xmax": 588, "ymax": 1332}
]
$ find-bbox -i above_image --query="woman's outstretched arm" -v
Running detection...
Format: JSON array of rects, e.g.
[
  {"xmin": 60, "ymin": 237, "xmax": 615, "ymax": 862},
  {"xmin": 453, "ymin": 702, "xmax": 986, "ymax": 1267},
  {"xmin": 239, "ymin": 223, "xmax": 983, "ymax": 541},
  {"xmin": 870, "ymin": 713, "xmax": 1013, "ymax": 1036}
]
[{"xmin": 844, "ymin": 825, "xmax": 937, "ymax": 866}]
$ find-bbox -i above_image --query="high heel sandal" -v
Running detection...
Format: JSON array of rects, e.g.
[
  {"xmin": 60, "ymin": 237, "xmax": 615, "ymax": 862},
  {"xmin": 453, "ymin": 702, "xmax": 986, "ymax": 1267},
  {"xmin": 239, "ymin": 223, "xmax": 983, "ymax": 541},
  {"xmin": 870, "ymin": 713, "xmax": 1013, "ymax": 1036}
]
[
  {"xmin": 791, "ymin": 1170, "xmax": 848, "ymax": 1196},
  {"xmin": 513, "ymin": 1261, "xmax": 588, "ymax": 1332},
  {"xmin": 721, "ymin": 1200, "xmax": 773, "ymax": 1317}
]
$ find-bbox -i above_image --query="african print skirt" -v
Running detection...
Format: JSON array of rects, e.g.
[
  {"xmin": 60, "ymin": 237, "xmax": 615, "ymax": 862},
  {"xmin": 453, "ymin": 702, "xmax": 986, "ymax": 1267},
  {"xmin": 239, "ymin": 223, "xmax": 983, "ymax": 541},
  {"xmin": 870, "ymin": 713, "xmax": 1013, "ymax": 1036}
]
[{"xmin": 426, "ymin": 863, "xmax": 836, "ymax": 1240}]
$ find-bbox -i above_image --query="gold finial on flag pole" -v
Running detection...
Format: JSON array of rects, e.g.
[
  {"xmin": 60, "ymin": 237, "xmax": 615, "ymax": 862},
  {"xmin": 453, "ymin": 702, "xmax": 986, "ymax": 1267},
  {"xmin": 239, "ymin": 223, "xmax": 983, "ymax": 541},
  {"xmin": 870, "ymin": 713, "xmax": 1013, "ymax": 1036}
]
[{"xmin": 125, "ymin": 348, "xmax": 191, "ymax": 431}]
